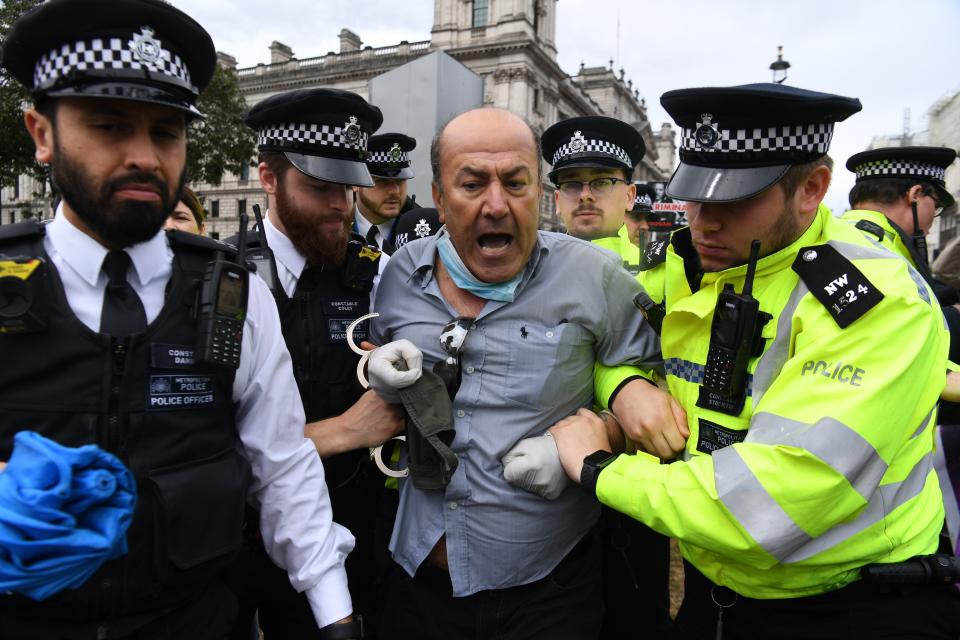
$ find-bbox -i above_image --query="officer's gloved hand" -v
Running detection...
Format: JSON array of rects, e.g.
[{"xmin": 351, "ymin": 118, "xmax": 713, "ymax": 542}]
[
  {"xmin": 368, "ymin": 339, "xmax": 423, "ymax": 402},
  {"xmin": 502, "ymin": 433, "xmax": 570, "ymax": 500}
]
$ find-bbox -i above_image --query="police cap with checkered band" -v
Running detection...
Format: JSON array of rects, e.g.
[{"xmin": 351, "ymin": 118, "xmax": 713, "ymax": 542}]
[
  {"xmin": 661, "ymin": 83, "xmax": 862, "ymax": 203},
  {"xmin": 846, "ymin": 146, "xmax": 956, "ymax": 208},
  {"xmin": 1, "ymin": 0, "xmax": 215, "ymax": 119},
  {"xmin": 631, "ymin": 182, "xmax": 658, "ymax": 215},
  {"xmin": 245, "ymin": 88, "xmax": 383, "ymax": 187},
  {"xmin": 366, "ymin": 133, "xmax": 416, "ymax": 180},
  {"xmin": 541, "ymin": 115, "xmax": 646, "ymax": 184}
]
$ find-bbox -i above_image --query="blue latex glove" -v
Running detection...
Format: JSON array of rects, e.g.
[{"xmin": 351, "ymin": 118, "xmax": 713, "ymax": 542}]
[{"xmin": 0, "ymin": 431, "xmax": 136, "ymax": 600}]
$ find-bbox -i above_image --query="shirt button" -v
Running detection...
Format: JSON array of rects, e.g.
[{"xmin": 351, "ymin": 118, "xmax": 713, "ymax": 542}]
[
  {"xmin": 546, "ymin": 331, "xmax": 554, "ymax": 338},
  {"xmin": 465, "ymin": 366, "xmax": 475, "ymax": 374},
  {"xmin": 448, "ymin": 502, "xmax": 459, "ymax": 510},
  {"xmin": 457, "ymin": 409, "xmax": 465, "ymax": 418},
  {"xmin": 470, "ymin": 323, "xmax": 478, "ymax": 330}
]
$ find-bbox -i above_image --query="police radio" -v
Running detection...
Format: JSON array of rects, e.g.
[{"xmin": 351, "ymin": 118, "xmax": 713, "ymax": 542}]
[
  {"xmin": 197, "ymin": 213, "xmax": 249, "ymax": 369},
  {"xmin": 696, "ymin": 240, "xmax": 772, "ymax": 416},
  {"xmin": 341, "ymin": 239, "xmax": 381, "ymax": 293},
  {"xmin": 246, "ymin": 204, "xmax": 281, "ymax": 293}
]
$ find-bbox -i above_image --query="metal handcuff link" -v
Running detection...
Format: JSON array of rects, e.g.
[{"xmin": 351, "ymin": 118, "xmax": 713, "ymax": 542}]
[{"xmin": 346, "ymin": 312, "xmax": 408, "ymax": 479}]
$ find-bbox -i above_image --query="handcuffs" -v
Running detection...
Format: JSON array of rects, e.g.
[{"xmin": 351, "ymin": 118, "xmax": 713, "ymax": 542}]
[{"xmin": 346, "ymin": 312, "xmax": 408, "ymax": 479}]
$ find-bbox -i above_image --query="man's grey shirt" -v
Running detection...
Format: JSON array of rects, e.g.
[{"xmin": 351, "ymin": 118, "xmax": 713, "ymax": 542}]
[{"xmin": 371, "ymin": 227, "xmax": 661, "ymax": 596}]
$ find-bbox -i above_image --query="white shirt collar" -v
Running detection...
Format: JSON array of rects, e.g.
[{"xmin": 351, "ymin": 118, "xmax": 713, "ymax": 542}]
[
  {"xmin": 47, "ymin": 203, "xmax": 169, "ymax": 287},
  {"xmin": 354, "ymin": 207, "xmax": 393, "ymax": 242},
  {"xmin": 264, "ymin": 210, "xmax": 306, "ymax": 279}
]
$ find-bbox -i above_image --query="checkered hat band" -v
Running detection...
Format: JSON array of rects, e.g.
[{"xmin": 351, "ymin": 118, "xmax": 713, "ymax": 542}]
[
  {"xmin": 854, "ymin": 160, "xmax": 946, "ymax": 183},
  {"xmin": 257, "ymin": 122, "xmax": 369, "ymax": 152},
  {"xmin": 552, "ymin": 138, "xmax": 632, "ymax": 168},
  {"xmin": 367, "ymin": 150, "xmax": 410, "ymax": 164},
  {"xmin": 33, "ymin": 36, "xmax": 191, "ymax": 89},
  {"xmin": 681, "ymin": 123, "xmax": 834, "ymax": 155}
]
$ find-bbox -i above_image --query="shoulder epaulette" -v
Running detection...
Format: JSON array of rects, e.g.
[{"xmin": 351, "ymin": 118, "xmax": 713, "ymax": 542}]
[
  {"xmin": 167, "ymin": 229, "xmax": 238, "ymax": 258},
  {"xmin": 0, "ymin": 219, "xmax": 45, "ymax": 244},
  {"xmin": 639, "ymin": 238, "xmax": 668, "ymax": 271},
  {"xmin": 791, "ymin": 244, "xmax": 884, "ymax": 328},
  {"xmin": 854, "ymin": 219, "xmax": 886, "ymax": 243}
]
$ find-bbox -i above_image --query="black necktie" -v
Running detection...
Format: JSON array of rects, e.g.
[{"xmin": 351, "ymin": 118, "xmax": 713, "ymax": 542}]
[
  {"xmin": 100, "ymin": 250, "xmax": 147, "ymax": 336},
  {"xmin": 295, "ymin": 265, "xmax": 324, "ymax": 297},
  {"xmin": 366, "ymin": 225, "xmax": 380, "ymax": 248}
]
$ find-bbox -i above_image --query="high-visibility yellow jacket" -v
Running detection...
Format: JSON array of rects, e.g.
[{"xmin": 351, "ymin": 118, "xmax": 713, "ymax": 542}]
[
  {"xmin": 592, "ymin": 228, "xmax": 642, "ymax": 275},
  {"xmin": 841, "ymin": 208, "xmax": 926, "ymax": 271},
  {"xmin": 595, "ymin": 205, "xmax": 948, "ymax": 598}
]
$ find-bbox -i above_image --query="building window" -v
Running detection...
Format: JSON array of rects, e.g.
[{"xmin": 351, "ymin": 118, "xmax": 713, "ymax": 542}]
[
  {"xmin": 472, "ymin": 0, "xmax": 489, "ymax": 27},
  {"xmin": 533, "ymin": 88, "xmax": 540, "ymax": 113},
  {"xmin": 211, "ymin": 200, "xmax": 220, "ymax": 218},
  {"xmin": 210, "ymin": 231, "xmax": 220, "ymax": 240},
  {"xmin": 13, "ymin": 176, "xmax": 19, "ymax": 200},
  {"xmin": 238, "ymin": 199, "xmax": 247, "ymax": 215},
  {"xmin": 240, "ymin": 163, "xmax": 250, "ymax": 182},
  {"xmin": 533, "ymin": 0, "xmax": 540, "ymax": 35}
]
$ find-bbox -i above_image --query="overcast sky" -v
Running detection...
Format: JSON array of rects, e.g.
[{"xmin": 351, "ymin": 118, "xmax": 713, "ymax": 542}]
[{"xmin": 170, "ymin": 0, "xmax": 960, "ymax": 214}]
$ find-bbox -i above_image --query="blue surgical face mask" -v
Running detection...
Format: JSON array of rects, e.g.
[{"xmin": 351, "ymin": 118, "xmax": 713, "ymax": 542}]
[{"xmin": 435, "ymin": 233, "xmax": 523, "ymax": 303}]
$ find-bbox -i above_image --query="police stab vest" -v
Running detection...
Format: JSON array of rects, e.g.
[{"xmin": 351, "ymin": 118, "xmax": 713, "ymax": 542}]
[{"xmin": 0, "ymin": 221, "xmax": 248, "ymax": 622}]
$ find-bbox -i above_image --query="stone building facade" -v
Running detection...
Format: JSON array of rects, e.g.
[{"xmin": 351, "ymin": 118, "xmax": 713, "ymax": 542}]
[
  {"xmin": 927, "ymin": 89, "xmax": 960, "ymax": 250},
  {"xmin": 0, "ymin": 0, "xmax": 677, "ymax": 236}
]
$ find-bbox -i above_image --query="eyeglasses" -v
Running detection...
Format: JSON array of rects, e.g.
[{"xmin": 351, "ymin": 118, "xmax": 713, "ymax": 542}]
[
  {"xmin": 432, "ymin": 317, "xmax": 474, "ymax": 400},
  {"xmin": 557, "ymin": 177, "xmax": 629, "ymax": 199}
]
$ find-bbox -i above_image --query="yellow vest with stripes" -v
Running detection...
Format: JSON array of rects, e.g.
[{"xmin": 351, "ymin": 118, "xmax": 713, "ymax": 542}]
[{"xmin": 596, "ymin": 206, "xmax": 948, "ymax": 598}]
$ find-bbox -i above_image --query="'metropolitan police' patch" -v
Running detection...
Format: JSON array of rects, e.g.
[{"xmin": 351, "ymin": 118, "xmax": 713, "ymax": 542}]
[{"xmin": 147, "ymin": 375, "xmax": 215, "ymax": 411}]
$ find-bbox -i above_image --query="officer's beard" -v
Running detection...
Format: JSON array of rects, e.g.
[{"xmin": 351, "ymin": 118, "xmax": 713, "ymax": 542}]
[
  {"xmin": 274, "ymin": 185, "xmax": 349, "ymax": 267},
  {"xmin": 51, "ymin": 139, "xmax": 182, "ymax": 249}
]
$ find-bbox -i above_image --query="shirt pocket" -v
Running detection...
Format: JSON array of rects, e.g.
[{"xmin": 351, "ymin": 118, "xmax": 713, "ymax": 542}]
[{"xmin": 503, "ymin": 322, "xmax": 593, "ymax": 410}]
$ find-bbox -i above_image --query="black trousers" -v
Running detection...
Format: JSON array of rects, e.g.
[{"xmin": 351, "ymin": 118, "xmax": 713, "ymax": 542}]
[
  {"xmin": 0, "ymin": 579, "xmax": 238, "ymax": 640},
  {"xmin": 598, "ymin": 507, "xmax": 673, "ymax": 638},
  {"xmin": 675, "ymin": 561, "xmax": 960, "ymax": 640},
  {"xmin": 378, "ymin": 532, "xmax": 604, "ymax": 640}
]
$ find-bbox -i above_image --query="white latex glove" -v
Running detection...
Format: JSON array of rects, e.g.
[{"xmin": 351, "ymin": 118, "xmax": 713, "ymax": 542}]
[
  {"xmin": 502, "ymin": 433, "xmax": 570, "ymax": 500},
  {"xmin": 368, "ymin": 339, "xmax": 423, "ymax": 397}
]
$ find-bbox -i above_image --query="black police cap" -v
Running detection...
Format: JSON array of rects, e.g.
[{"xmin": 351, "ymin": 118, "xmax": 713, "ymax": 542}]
[
  {"xmin": 631, "ymin": 182, "xmax": 658, "ymax": 214},
  {"xmin": 393, "ymin": 207, "xmax": 441, "ymax": 252},
  {"xmin": 245, "ymin": 88, "xmax": 383, "ymax": 188},
  {"xmin": 366, "ymin": 133, "xmax": 416, "ymax": 180},
  {"xmin": 541, "ymin": 116, "xmax": 646, "ymax": 184},
  {"xmin": 847, "ymin": 146, "xmax": 957, "ymax": 208},
  {"xmin": 661, "ymin": 83, "xmax": 862, "ymax": 202},
  {"xmin": 1, "ymin": 0, "xmax": 215, "ymax": 119}
]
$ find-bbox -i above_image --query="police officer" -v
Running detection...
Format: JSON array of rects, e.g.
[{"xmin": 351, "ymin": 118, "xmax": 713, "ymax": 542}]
[
  {"xmin": 542, "ymin": 116, "xmax": 643, "ymax": 272},
  {"xmin": 843, "ymin": 146, "xmax": 960, "ymax": 360},
  {"xmin": 543, "ymin": 83, "xmax": 960, "ymax": 638},
  {"xmin": 540, "ymin": 115, "xmax": 672, "ymax": 637},
  {"xmin": 229, "ymin": 88, "xmax": 404, "ymax": 638},
  {"xmin": 0, "ymin": 1, "xmax": 359, "ymax": 638},
  {"xmin": 355, "ymin": 133, "xmax": 419, "ymax": 255},
  {"xmin": 625, "ymin": 183, "xmax": 656, "ymax": 249}
]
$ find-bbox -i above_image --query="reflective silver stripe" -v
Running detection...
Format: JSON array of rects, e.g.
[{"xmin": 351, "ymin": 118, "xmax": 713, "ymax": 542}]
[
  {"xmin": 748, "ymin": 413, "xmax": 887, "ymax": 501},
  {"xmin": 666, "ymin": 357, "xmax": 752, "ymax": 395},
  {"xmin": 910, "ymin": 408, "xmax": 934, "ymax": 440},
  {"xmin": 713, "ymin": 446, "xmax": 811, "ymax": 560},
  {"xmin": 783, "ymin": 452, "xmax": 934, "ymax": 563},
  {"xmin": 715, "ymin": 443, "xmax": 935, "ymax": 563},
  {"xmin": 751, "ymin": 280, "xmax": 807, "ymax": 407}
]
